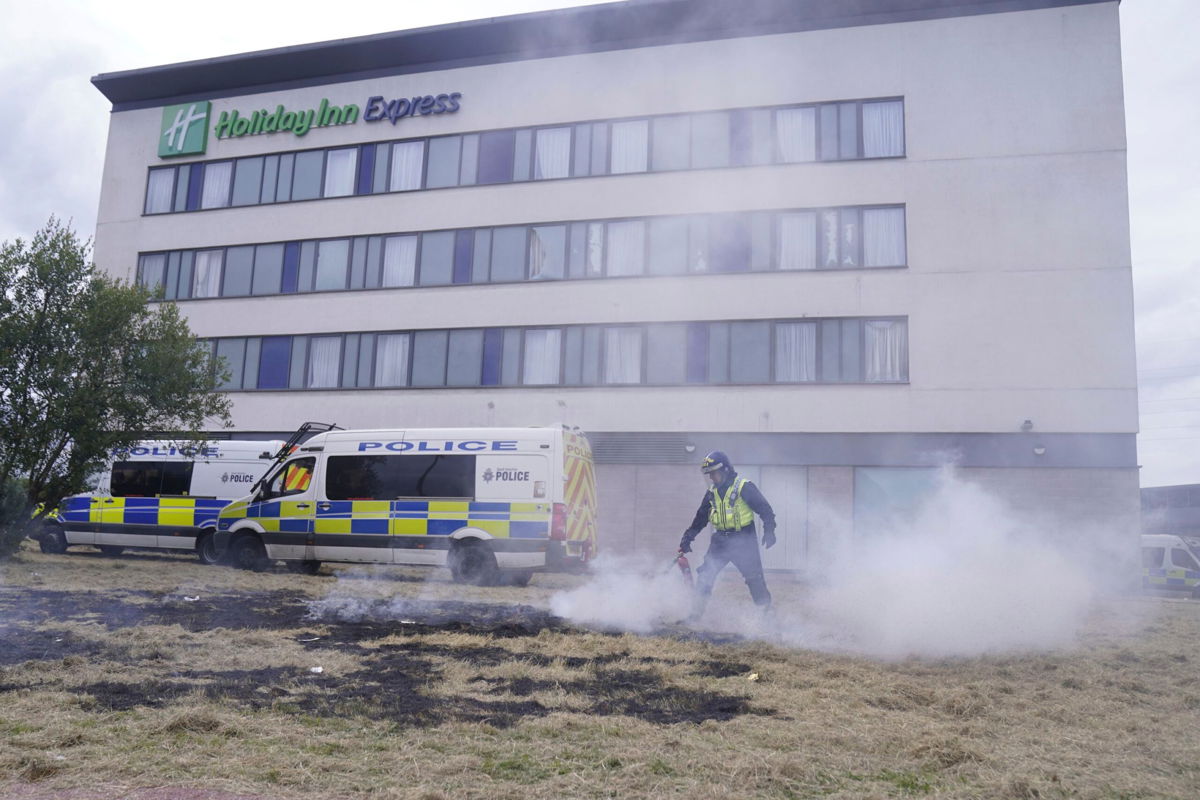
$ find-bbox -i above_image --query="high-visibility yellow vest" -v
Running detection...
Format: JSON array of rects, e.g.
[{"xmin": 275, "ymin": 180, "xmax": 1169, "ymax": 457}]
[{"xmin": 709, "ymin": 477, "xmax": 754, "ymax": 530}]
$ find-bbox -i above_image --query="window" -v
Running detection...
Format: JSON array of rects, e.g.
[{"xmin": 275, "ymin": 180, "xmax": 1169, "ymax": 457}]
[
  {"xmin": 314, "ymin": 239, "xmax": 350, "ymax": 291},
  {"xmin": 609, "ymin": 120, "xmax": 649, "ymax": 174},
  {"xmin": 231, "ymin": 157, "xmax": 264, "ymax": 206},
  {"xmin": 411, "ymin": 330, "xmax": 449, "ymax": 386},
  {"xmin": 138, "ymin": 254, "xmax": 166, "ymax": 293},
  {"xmin": 323, "ymin": 148, "xmax": 358, "ymax": 197},
  {"xmin": 426, "ymin": 136, "xmax": 462, "ymax": 188},
  {"xmin": 382, "ymin": 235, "xmax": 417, "ymax": 287},
  {"xmin": 447, "ymin": 329, "xmax": 484, "ymax": 387},
  {"xmin": 534, "ymin": 127, "xmax": 571, "ymax": 179},
  {"xmin": 604, "ymin": 328, "xmax": 642, "ymax": 384},
  {"xmin": 374, "ymin": 333, "xmax": 410, "ymax": 387},
  {"xmin": 307, "ymin": 336, "xmax": 342, "ymax": 388},
  {"xmin": 1171, "ymin": 548, "xmax": 1200, "ymax": 571},
  {"xmin": 730, "ymin": 321, "xmax": 770, "ymax": 383},
  {"xmin": 779, "ymin": 212, "xmax": 817, "ymax": 270},
  {"xmin": 291, "ymin": 151, "xmax": 324, "ymax": 200},
  {"xmin": 145, "ymin": 168, "xmax": 176, "ymax": 214},
  {"xmin": 863, "ymin": 208, "xmax": 906, "ymax": 267},
  {"xmin": 192, "ymin": 250, "xmax": 223, "ymax": 298},
  {"xmin": 478, "ymin": 131, "xmax": 516, "ymax": 184},
  {"xmin": 652, "ymin": 116, "xmax": 690, "ymax": 171},
  {"xmin": 776, "ymin": 107, "xmax": 816, "ymax": 163},
  {"xmin": 263, "ymin": 457, "xmax": 316, "ymax": 500},
  {"xmin": 390, "ymin": 141, "xmax": 424, "ymax": 191},
  {"xmin": 252, "ymin": 244, "xmax": 284, "ymax": 295},
  {"xmin": 490, "ymin": 227, "xmax": 527, "ymax": 283},
  {"xmin": 221, "ymin": 246, "xmax": 254, "ymax": 297},
  {"xmin": 523, "ymin": 329, "xmax": 562, "ymax": 385},
  {"xmin": 648, "ymin": 217, "xmax": 688, "ymax": 275},
  {"xmin": 419, "ymin": 232, "xmax": 454, "ymax": 286},
  {"xmin": 863, "ymin": 100, "xmax": 905, "ymax": 157},
  {"xmin": 529, "ymin": 226, "xmax": 566, "ymax": 280},
  {"xmin": 326, "ymin": 454, "xmax": 475, "ymax": 499},
  {"xmin": 775, "ymin": 322, "xmax": 817, "ymax": 382},
  {"xmin": 606, "ymin": 220, "xmax": 645, "ymax": 276},
  {"xmin": 646, "ymin": 325, "xmax": 686, "ymax": 384},
  {"xmin": 111, "ymin": 461, "xmax": 193, "ymax": 497},
  {"xmin": 690, "ymin": 112, "xmax": 730, "ymax": 169},
  {"xmin": 256, "ymin": 336, "xmax": 291, "ymax": 390},
  {"xmin": 865, "ymin": 320, "xmax": 908, "ymax": 382},
  {"xmin": 200, "ymin": 162, "xmax": 233, "ymax": 209}
]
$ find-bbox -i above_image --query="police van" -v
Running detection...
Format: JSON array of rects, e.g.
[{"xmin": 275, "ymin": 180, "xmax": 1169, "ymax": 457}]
[
  {"xmin": 44, "ymin": 440, "xmax": 282, "ymax": 563},
  {"xmin": 1141, "ymin": 533, "xmax": 1200, "ymax": 598},
  {"xmin": 214, "ymin": 426, "xmax": 598, "ymax": 584}
]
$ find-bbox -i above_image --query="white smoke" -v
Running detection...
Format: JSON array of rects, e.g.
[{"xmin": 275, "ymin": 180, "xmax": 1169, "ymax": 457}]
[
  {"xmin": 552, "ymin": 468, "xmax": 1129, "ymax": 658},
  {"xmin": 549, "ymin": 551, "xmax": 694, "ymax": 633}
]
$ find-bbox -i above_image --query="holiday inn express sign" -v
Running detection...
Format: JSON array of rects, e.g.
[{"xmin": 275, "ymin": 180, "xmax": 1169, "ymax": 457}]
[{"xmin": 157, "ymin": 92, "xmax": 462, "ymax": 158}]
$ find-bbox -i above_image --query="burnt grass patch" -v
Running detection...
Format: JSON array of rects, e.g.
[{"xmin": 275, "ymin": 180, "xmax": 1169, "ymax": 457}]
[{"xmin": 0, "ymin": 586, "xmax": 769, "ymax": 727}]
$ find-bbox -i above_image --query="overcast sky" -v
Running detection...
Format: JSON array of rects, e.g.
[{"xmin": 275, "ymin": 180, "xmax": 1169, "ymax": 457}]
[{"xmin": 0, "ymin": 0, "xmax": 1194, "ymax": 487}]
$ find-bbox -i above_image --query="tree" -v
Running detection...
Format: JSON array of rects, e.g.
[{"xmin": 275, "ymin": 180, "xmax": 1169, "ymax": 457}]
[{"xmin": 0, "ymin": 218, "xmax": 231, "ymax": 556}]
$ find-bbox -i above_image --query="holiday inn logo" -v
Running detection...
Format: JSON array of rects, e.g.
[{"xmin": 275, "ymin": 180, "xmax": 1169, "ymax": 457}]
[{"xmin": 158, "ymin": 101, "xmax": 210, "ymax": 157}]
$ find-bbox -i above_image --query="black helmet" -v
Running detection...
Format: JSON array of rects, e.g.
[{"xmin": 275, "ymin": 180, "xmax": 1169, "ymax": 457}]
[{"xmin": 700, "ymin": 451, "xmax": 732, "ymax": 474}]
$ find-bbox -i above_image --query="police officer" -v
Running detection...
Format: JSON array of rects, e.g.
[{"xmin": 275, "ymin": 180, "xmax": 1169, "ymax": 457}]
[{"xmin": 679, "ymin": 451, "xmax": 776, "ymax": 622}]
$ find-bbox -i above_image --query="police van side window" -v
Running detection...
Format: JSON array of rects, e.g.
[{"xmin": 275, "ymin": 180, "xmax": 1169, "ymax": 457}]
[
  {"xmin": 326, "ymin": 455, "xmax": 475, "ymax": 500},
  {"xmin": 112, "ymin": 462, "xmax": 161, "ymax": 497},
  {"xmin": 261, "ymin": 457, "xmax": 316, "ymax": 500},
  {"xmin": 159, "ymin": 462, "xmax": 195, "ymax": 496},
  {"xmin": 1171, "ymin": 548, "xmax": 1200, "ymax": 571},
  {"xmin": 1142, "ymin": 547, "xmax": 1165, "ymax": 569}
]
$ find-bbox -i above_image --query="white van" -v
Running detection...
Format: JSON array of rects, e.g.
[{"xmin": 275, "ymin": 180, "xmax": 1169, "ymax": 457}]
[
  {"xmin": 1141, "ymin": 533, "xmax": 1200, "ymax": 598},
  {"xmin": 45, "ymin": 440, "xmax": 282, "ymax": 563},
  {"xmin": 214, "ymin": 426, "xmax": 598, "ymax": 584}
]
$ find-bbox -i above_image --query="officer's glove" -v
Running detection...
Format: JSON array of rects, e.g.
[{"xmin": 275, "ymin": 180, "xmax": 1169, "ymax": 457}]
[
  {"xmin": 762, "ymin": 530, "xmax": 777, "ymax": 550},
  {"xmin": 678, "ymin": 537, "xmax": 692, "ymax": 554}
]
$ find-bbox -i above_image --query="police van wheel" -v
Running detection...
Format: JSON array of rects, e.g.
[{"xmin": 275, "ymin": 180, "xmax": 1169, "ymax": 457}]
[
  {"xmin": 286, "ymin": 560, "xmax": 322, "ymax": 576},
  {"xmin": 39, "ymin": 529, "xmax": 68, "ymax": 555},
  {"xmin": 196, "ymin": 534, "xmax": 221, "ymax": 566},
  {"xmin": 230, "ymin": 535, "xmax": 268, "ymax": 572},
  {"xmin": 98, "ymin": 546, "xmax": 124, "ymax": 557},
  {"xmin": 449, "ymin": 540, "xmax": 499, "ymax": 586}
]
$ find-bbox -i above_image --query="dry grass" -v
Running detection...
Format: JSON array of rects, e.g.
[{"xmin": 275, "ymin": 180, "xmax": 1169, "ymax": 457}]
[{"xmin": 0, "ymin": 539, "xmax": 1197, "ymax": 800}]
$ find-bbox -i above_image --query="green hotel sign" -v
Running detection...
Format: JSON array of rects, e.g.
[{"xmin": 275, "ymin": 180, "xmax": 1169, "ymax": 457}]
[
  {"xmin": 156, "ymin": 91, "xmax": 462, "ymax": 157},
  {"xmin": 214, "ymin": 99, "xmax": 359, "ymax": 140},
  {"xmin": 158, "ymin": 101, "xmax": 211, "ymax": 157}
]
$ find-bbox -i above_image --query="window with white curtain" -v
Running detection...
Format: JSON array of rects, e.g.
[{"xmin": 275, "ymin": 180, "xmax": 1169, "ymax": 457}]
[
  {"xmin": 191, "ymin": 250, "xmax": 224, "ymax": 298},
  {"xmin": 373, "ymin": 333, "xmax": 410, "ymax": 386},
  {"xmin": 778, "ymin": 212, "xmax": 817, "ymax": 270},
  {"xmin": 145, "ymin": 169, "xmax": 175, "ymax": 214},
  {"xmin": 865, "ymin": 320, "xmax": 908, "ymax": 382},
  {"xmin": 389, "ymin": 141, "xmax": 424, "ymax": 191},
  {"xmin": 200, "ymin": 162, "xmax": 233, "ymax": 209},
  {"xmin": 382, "ymin": 235, "xmax": 417, "ymax": 287},
  {"xmin": 138, "ymin": 254, "xmax": 166, "ymax": 291},
  {"xmin": 307, "ymin": 336, "xmax": 342, "ymax": 388},
  {"xmin": 529, "ymin": 226, "xmax": 566, "ymax": 280},
  {"xmin": 606, "ymin": 220, "xmax": 646, "ymax": 276},
  {"xmin": 534, "ymin": 127, "xmax": 571, "ymax": 180},
  {"xmin": 863, "ymin": 208, "xmax": 906, "ymax": 266},
  {"xmin": 323, "ymin": 148, "xmax": 358, "ymax": 197},
  {"xmin": 522, "ymin": 329, "xmax": 562, "ymax": 385},
  {"xmin": 774, "ymin": 323, "xmax": 817, "ymax": 382},
  {"xmin": 862, "ymin": 100, "xmax": 905, "ymax": 158},
  {"xmin": 775, "ymin": 107, "xmax": 817, "ymax": 163},
  {"xmin": 604, "ymin": 328, "xmax": 642, "ymax": 384},
  {"xmin": 586, "ymin": 222, "xmax": 605, "ymax": 276},
  {"xmin": 609, "ymin": 120, "xmax": 649, "ymax": 174}
]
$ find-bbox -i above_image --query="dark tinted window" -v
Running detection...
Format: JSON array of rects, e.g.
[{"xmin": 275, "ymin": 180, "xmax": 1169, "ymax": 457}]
[
  {"xmin": 111, "ymin": 461, "xmax": 194, "ymax": 497},
  {"xmin": 326, "ymin": 455, "xmax": 476, "ymax": 499}
]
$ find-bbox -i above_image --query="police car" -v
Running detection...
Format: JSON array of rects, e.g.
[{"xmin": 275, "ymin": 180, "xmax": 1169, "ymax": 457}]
[
  {"xmin": 44, "ymin": 440, "xmax": 281, "ymax": 564},
  {"xmin": 1142, "ymin": 533, "xmax": 1200, "ymax": 598},
  {"xmin": 214, "ymin": 425, "xmax": 598, "ymax": 585}
]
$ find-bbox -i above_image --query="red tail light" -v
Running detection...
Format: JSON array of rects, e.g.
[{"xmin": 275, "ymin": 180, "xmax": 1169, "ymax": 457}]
[{"xmin": 551, "ymin": 503, "xmax": 567, "ymax": 541}]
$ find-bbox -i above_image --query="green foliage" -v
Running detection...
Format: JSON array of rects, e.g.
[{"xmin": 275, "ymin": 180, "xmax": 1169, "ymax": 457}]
[
  {"xmin": 0, "ymin": 217, "xmax": 231, "ymax": 542},
  {"xmin": 0, "ymin": 477, "xmax": 29, "ymax": 559}
]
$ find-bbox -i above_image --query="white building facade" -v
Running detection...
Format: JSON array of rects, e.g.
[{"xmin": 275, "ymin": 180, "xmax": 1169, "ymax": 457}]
[{"xmin": 91, "ymin": 0, "xmax": 1138, "ymax": 567}]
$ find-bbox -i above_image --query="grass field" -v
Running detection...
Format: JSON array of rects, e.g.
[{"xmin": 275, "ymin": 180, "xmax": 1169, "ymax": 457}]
[{"xmin": 1, "ymin": 539, "xmax": 1197, "ymax": 800}]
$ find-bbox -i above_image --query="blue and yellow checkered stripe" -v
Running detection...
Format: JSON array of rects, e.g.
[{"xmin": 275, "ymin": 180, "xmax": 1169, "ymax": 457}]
[
  {"xmin": 60, "ymin": 495, "xmax": 230, "ymax": 527},
  {"xmin": 1144, "ymin": 567, "xmax": 1200, "ymax": 589},
  {"xmin": 219, "ymin": 500, "xmax": 549, "ymax": 538}
]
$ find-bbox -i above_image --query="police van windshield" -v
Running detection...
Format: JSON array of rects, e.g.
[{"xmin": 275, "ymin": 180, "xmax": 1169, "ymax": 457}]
[
  {"xmin": 111, "ymin": 461, "xmax": 194, "ymax": 497},
  {"xmin": 327, "ymin": 455, "xmax": 475, "ymax": 500}
]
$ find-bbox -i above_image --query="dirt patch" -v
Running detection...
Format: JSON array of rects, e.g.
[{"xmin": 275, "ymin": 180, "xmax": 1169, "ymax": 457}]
[{"xmin": 0, "ymin": 586, "xmax": 769, "ymax": 728}]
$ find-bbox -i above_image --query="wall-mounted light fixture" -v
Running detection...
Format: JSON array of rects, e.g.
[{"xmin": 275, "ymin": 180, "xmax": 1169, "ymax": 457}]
[
  {"xmin": 684, "ymin": 443, "xmax": 696, "ymax": 453},
  {"xmin": 1033, "ymin": 445, "xmax": 1046, "ymax": 456},
  {"xmin": 1021, "ymin": 419, "xmax": 1034, "ymax": 432}
]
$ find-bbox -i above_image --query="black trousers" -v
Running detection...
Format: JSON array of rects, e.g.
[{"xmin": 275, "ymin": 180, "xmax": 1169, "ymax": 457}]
[{"xmin": 694, "ymin": 529, "xmax": 772, "ymax": 610}]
